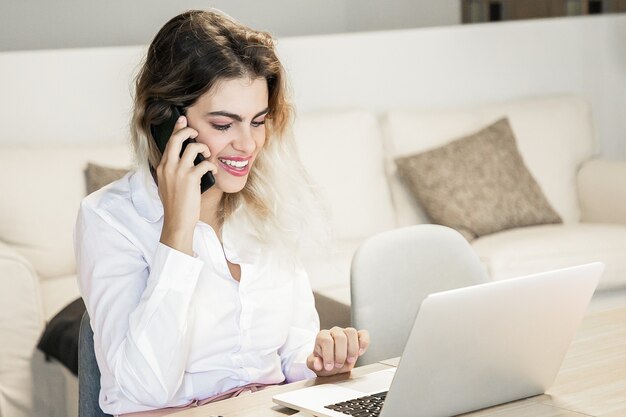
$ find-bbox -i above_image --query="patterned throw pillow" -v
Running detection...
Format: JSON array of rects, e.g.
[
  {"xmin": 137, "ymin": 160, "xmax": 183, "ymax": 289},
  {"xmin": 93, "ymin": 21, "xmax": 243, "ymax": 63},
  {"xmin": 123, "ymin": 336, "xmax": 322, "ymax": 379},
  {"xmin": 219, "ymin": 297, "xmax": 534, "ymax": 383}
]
[
  {"xmin": 84, "ymin": 162, "xmax": 130, "ymax": 194},
  {"xmin": 395, "ymin": 118, "xmax": 562, "ymax": 241}
]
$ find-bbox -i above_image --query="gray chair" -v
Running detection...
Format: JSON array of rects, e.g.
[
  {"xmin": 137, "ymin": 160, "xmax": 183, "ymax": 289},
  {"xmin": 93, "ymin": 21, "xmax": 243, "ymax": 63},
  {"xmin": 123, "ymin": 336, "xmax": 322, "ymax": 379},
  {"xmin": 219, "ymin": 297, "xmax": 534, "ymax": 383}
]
[
  {"xmin": 78, "ymin": 312, "xmax": 112, "ymax": 417},
  {"xmin": 350, "ymin": 224, "xmax": 490, "ymax": 364}
]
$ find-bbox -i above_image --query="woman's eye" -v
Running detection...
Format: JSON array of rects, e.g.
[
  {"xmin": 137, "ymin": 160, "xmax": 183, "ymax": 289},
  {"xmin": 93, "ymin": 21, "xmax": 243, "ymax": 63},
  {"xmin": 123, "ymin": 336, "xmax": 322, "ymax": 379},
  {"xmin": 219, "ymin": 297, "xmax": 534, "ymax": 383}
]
[
  {"xmin": 211, "ymin": 123, "xmax": 231, "ymax": 131},
  {"xmin": 251, "ymin": 120, "xmax": 266, "ymax": 128}
]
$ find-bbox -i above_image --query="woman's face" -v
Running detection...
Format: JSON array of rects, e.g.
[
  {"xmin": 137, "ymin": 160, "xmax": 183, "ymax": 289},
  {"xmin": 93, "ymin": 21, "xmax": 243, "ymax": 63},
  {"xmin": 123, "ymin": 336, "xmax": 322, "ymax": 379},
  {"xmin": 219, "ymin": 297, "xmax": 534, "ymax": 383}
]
[{"xmin": 185, "ymin": 76, "xmax": 269, "ymax": 194}]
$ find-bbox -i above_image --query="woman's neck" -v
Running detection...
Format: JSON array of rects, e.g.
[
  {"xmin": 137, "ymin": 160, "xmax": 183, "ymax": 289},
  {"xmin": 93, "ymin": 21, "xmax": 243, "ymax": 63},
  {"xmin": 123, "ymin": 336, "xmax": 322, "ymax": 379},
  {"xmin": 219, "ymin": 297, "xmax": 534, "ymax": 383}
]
[{"xmin": 200, "ymin": 187, "xmax": 225, "ymax": 234}]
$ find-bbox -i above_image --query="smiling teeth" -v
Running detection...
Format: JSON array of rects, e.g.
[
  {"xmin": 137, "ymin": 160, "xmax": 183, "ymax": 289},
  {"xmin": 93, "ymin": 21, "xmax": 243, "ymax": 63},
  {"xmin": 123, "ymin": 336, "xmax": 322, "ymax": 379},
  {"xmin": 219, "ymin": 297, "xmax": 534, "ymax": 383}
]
[{"xmin": 219, "ymin": 158, "xmax": 249, "ymax": 168}]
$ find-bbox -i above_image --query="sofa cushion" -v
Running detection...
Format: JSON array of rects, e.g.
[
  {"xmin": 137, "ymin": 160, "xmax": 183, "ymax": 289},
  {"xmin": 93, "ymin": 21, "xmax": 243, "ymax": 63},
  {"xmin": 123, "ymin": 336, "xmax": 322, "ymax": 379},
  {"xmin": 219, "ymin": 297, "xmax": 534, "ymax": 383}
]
[
  {"xmin": 293, "ymin": 110, "xmax": 396, "ymax": 241},
  {"xmin": 472, "ymin": 223, "xmax": 626, "ymax": 290},
  {"xmin": 395, "ymin": 118, "xmax": 562, "ymax": 240},
  {"xmin": 384, "ymin": 95, "xmax": 595, "ymax": 227},
  {"xmin": 37, "ymin": 297, "xmax": 85, "ymax": 375},
  {"xmin": 0, "ymin": 144, "xmax": 133, "ymax": 279},
  {"xmin": 85, "ymin": 162, "xmax": 130, "ymax": 195}
]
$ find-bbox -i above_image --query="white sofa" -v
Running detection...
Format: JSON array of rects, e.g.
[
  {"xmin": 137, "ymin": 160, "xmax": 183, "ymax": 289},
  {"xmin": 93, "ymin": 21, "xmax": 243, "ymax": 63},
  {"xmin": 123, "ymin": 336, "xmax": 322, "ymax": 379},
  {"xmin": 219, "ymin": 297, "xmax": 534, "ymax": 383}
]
[
  {"xmin": 295, "ymin": 95, "xmax": 626, "ymax": 309},
  {"xmin": 2, "ymin": 93, "xmax": 626, "ymax": 417},
  {"xmin": 1, "ymin": 13, "xmax": 626, "ymax": 417}
]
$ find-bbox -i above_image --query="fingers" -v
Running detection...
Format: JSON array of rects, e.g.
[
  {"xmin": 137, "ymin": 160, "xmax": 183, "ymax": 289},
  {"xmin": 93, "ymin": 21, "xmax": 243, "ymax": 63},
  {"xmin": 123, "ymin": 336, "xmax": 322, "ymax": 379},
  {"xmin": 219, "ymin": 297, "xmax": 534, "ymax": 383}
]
[
  {"xmin": 171, "ymin": 114, "xmax": 188, "ymax": 136},
  {"xmin": 314, "ymin": 330, "xmax": 335, "ymax": 372},
  {"xmin": 161, "ymin": 116, "xmax": 199, "ymax": 164},
  {"xmin": 309, "ymin": 328, "xmax": 370, "ymax": 376},
  {"xmin": 307, "ymin": 353, "xmax": 324, "ymax": 373},
  {"xmin": 357, "ymin": 329, "xmax": 370, "ymax": 356},
  {"xmin": 344, "ymin": 327, "xmax": 359, "ymax": 365},
  {"xmin": 179, "ymin": 141, "xmax": 210, "ymax": 166},
  {"xmin": 330, "ymin": 327, "xmax": 348, "ymax": 368},
  {"xmin": 159, "ymin": 116, "xmax": 216, "ymax": 177},
  {"xmin": 194, "ymin": 160, "xmax": 218, "ymax": 178}
]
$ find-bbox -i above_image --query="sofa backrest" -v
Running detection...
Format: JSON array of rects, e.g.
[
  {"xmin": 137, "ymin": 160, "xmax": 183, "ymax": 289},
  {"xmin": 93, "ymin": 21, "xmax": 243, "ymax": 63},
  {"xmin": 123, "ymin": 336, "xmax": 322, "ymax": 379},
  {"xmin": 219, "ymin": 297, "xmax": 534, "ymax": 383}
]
[
  {"xmin": 383, "ymin": 95, "xmax": 596, "ymax": 226},
  {"xmin": 0, "ymin": 109, "xmax": 398, "ymax": 280},
  {"xmin": 0, "ymin": 144, "xmax": 133, "ymax": 279},
  {"xmin": 0, "ymin": 96, "xmax": 596, "ymax": 280}
]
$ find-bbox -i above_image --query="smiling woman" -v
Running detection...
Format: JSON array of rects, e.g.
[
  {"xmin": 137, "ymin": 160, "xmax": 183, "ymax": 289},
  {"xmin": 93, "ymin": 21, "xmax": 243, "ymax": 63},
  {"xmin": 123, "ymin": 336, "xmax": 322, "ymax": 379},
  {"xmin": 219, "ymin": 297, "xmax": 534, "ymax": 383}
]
[
  {"xmin": 74, "ymin": 9, "xmax": 369, "ymax": 417},
  {"xmin": 185, "ymin": 77, "xmax": 268, "ymax": 193}
]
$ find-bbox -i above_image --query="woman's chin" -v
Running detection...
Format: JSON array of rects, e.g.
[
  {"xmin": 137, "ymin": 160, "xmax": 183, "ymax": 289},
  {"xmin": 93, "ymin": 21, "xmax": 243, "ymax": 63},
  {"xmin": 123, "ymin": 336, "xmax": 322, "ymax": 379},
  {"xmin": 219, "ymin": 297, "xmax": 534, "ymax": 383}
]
[{"xmin": 215, "ymin": 178, "xmax": 249, "ymax": 194}]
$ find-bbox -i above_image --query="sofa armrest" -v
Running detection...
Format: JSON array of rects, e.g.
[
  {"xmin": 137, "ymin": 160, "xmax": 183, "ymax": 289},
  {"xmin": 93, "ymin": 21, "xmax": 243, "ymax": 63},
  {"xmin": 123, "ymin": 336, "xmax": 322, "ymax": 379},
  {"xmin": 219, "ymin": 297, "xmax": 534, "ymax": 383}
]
[
  {"xmin": 0, "ymin": 239, "xmax": 44, "ymax": 330},
  {"xmin": 0, "ymin": 240, "xmax": 46, "ymax": 416},
  {"xmin": 578, "ymin": 158, "xmax": 626, "ymax": 224}
]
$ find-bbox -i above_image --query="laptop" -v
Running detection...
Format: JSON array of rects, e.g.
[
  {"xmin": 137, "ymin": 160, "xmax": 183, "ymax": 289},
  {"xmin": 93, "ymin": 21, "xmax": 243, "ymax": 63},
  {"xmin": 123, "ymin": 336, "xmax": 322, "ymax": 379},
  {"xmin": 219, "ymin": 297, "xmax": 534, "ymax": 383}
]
[{"xmin": 273, "ymin": 262, "xmax": 603, "ymax": 417}]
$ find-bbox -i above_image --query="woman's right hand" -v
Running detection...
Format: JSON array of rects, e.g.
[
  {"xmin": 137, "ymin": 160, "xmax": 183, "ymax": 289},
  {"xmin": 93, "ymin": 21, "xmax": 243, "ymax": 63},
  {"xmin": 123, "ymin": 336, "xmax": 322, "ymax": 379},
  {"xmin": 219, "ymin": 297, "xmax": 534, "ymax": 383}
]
[{"xmin": 156, "ymin": 115, "xmax": 216, "ymax": 256}]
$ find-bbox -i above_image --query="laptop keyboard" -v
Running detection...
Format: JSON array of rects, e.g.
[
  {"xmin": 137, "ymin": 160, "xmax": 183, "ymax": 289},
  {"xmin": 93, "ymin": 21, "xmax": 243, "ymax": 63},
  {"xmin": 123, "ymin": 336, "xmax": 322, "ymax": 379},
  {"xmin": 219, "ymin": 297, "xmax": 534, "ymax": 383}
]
[{"xmin": 324, "ymin": 391, "xmax": 387, "ymax": 416}]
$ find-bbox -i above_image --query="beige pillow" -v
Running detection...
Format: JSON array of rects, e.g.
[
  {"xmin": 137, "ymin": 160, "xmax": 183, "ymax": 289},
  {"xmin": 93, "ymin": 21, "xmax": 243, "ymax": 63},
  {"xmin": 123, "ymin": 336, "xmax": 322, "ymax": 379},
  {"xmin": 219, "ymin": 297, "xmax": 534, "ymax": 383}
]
[
  {"xmin": 84, "ymin": 162, "xmax": 130, "ymax": 194},
  {"xmin": 395, "ymin": 118, "xmax": 562, "ymax": 240}
]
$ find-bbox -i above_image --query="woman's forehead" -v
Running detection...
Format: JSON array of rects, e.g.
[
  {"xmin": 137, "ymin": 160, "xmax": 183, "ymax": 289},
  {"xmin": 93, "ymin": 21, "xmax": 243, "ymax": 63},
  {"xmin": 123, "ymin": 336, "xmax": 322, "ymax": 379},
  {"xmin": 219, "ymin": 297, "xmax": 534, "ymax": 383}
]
[{"xmin": 198, "ymin": 77, "xmax": 268, "ymax": 114}]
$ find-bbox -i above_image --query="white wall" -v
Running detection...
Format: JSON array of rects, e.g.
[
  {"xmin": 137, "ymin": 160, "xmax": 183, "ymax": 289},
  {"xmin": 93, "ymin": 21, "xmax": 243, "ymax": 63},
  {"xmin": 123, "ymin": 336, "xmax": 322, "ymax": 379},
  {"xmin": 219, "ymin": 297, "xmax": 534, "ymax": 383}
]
[
  {"xmin": 344, "ymin": 0, "xmax": 460, "ymax": 32},
  {"xmin": 0, "ymin": 14, "xmax": 624, "ymax": 158},
  {"xmin": 277, "ymin": 15, "xmax": 626, "ymax": 159},
  {"xmin": 0, "ymin": 0, "xmax": 460, "ymax": 52}
]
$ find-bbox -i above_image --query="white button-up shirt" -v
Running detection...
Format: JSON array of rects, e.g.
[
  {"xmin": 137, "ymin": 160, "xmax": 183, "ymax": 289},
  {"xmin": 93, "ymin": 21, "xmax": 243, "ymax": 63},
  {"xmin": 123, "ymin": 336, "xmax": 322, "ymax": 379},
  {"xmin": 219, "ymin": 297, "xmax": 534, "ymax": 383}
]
[{"xmin": 74, "ymin": 168, "xmax": 319, "ymax": 415}]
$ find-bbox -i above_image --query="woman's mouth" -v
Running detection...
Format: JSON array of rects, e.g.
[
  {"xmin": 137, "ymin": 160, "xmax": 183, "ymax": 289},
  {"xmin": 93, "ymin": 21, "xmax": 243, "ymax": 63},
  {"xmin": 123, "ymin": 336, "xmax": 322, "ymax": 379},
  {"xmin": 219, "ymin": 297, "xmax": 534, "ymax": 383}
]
[{"xmin": 217, "ymin": 156, "xmax": 251, "ymax": 177}]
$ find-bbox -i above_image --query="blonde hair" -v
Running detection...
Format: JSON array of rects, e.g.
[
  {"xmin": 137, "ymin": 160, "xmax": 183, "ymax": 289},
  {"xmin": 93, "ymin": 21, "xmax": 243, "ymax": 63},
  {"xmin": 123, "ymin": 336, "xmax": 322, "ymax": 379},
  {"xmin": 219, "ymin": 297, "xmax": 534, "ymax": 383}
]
[{"xmin": 130, "ymin": 9, "xmax": 329, "ymax": 254}]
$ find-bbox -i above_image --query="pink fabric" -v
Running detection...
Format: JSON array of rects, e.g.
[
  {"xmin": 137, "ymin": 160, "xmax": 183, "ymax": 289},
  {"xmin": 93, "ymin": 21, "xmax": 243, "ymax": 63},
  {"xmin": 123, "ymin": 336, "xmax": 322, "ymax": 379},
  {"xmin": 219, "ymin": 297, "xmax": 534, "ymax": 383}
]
[{"xmin": 116, "ymin": 383, "xmax": 275, "ymax": 417}]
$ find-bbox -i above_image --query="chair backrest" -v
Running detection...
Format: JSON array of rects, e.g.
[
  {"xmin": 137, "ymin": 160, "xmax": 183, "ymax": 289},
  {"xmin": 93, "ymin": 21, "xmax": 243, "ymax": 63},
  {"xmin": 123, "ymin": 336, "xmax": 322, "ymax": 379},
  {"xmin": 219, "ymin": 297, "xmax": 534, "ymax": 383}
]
[
  {"xmin": 350, "ymin": 224, "xmax": 490, "ymax": 364},
  {"xmin": 78, "ymin": 312, "xmax": 112, "ymax": 417}
]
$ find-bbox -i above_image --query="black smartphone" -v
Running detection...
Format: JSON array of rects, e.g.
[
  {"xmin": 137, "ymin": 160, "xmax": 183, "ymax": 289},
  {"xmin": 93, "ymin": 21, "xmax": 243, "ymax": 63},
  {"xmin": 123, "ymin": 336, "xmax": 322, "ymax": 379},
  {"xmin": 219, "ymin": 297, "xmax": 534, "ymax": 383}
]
[{"xmin": 150, "ymin": 106, "xmax": 215, "ymax": 193}]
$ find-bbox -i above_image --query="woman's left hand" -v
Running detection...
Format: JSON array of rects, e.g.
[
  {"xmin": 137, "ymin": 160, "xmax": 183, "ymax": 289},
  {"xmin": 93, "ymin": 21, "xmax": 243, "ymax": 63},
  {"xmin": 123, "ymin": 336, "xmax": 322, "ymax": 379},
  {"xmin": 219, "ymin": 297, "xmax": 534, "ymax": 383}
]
[{"xmin": 307, "ymin": 327, "xmax": 370, "ymax": 376}]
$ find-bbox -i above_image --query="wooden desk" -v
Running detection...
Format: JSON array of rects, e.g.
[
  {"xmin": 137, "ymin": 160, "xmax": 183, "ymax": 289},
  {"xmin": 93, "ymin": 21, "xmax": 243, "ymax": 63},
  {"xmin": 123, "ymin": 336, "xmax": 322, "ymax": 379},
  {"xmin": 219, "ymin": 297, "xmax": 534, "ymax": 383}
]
[{"xmin": 171, "ymin": 307, "xmax": 626, "ymax": 417}]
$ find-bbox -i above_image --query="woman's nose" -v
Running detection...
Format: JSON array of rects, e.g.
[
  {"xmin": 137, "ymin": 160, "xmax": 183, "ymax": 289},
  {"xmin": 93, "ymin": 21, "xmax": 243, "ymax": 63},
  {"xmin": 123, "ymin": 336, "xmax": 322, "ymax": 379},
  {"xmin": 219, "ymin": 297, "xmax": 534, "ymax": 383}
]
[{"xmin": 232, "ymin": 128, "xmax": 257, "ymax": 153}]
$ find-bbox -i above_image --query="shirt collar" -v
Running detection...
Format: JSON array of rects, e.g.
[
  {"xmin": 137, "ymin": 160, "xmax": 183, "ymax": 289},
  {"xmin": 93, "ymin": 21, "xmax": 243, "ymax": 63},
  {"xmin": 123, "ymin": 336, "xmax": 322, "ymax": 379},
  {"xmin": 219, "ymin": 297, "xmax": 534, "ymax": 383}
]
[{"xmin": 130, "ymin": 168, "xmax": 164, "ymax": 223}]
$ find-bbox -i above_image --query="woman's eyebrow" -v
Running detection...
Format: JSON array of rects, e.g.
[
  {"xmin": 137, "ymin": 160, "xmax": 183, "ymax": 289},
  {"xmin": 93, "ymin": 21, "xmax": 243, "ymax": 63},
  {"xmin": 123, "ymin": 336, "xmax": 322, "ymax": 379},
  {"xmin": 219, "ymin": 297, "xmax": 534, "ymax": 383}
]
[
  {"xmin": 254, "ymin": 107, "xmax": 270, "ymax": 119},
  {"xmin": 206, "ymin": 107, "xmax": 269, "ymax": 122}
]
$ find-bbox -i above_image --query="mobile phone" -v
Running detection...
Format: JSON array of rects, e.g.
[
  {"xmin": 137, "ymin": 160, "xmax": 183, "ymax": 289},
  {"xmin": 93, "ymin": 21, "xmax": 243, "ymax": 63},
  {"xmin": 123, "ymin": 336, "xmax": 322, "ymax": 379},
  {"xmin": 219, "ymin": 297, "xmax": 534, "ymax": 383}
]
[{"xmin": 150, "ymin": 106, "xmax": 215, "ymax": 193}]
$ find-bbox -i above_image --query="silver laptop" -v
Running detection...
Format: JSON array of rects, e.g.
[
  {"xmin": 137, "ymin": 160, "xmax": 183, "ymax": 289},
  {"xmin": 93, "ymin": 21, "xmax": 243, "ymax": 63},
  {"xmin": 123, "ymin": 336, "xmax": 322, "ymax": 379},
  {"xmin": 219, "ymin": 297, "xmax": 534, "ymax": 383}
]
[{"xmin": 273, "ymin": 262, "xmax": 603, "ymax": 417}]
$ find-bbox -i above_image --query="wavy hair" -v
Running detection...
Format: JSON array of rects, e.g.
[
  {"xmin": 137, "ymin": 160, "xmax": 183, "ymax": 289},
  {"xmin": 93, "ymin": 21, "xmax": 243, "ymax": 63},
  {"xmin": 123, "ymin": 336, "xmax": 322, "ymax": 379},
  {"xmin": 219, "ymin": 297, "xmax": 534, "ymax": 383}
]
[{"xmin": 130, "ymin": 9, "xmax": 329, "ymax": 254}]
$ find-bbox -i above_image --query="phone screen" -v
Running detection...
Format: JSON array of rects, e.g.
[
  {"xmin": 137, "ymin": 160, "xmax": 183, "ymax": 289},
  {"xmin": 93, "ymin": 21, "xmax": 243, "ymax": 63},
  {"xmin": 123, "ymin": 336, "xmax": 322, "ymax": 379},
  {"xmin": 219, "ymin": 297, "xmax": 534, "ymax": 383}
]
[{"xmin": 150, "ymin": 107, "xmax": 215, "ymax": 192}]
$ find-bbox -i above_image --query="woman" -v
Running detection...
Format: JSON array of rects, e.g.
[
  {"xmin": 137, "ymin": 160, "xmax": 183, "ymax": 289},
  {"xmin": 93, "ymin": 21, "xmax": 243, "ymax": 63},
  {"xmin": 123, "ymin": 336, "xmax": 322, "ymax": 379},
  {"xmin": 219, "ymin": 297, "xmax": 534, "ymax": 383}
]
[{"xmin": 75, "ymin": 9, "xmax": 369, "ymax": 416}]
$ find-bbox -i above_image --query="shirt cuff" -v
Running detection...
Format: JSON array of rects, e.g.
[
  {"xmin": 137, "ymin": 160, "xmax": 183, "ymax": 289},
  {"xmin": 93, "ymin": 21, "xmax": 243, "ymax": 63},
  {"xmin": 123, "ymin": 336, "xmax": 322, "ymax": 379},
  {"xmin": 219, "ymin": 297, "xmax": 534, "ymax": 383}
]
[
  {"xmin": 286, "ymin": 361, "xmax": 318, "ymax": 383},
  {"xmin": 150, "ymin": 242, "xmax": 204, "ymax": 292}
]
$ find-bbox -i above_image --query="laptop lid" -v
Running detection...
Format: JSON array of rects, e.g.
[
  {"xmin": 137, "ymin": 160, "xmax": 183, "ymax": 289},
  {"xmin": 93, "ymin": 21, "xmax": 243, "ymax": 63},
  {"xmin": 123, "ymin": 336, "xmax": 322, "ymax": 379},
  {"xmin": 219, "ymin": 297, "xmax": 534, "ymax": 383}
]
[
  {"xmin": 273, "ymin": 262, "xmax": 602, "ymax": 417},
  {"xmin": 382, "ymin": 262, "xmax": 603, "ymax": 417}
]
